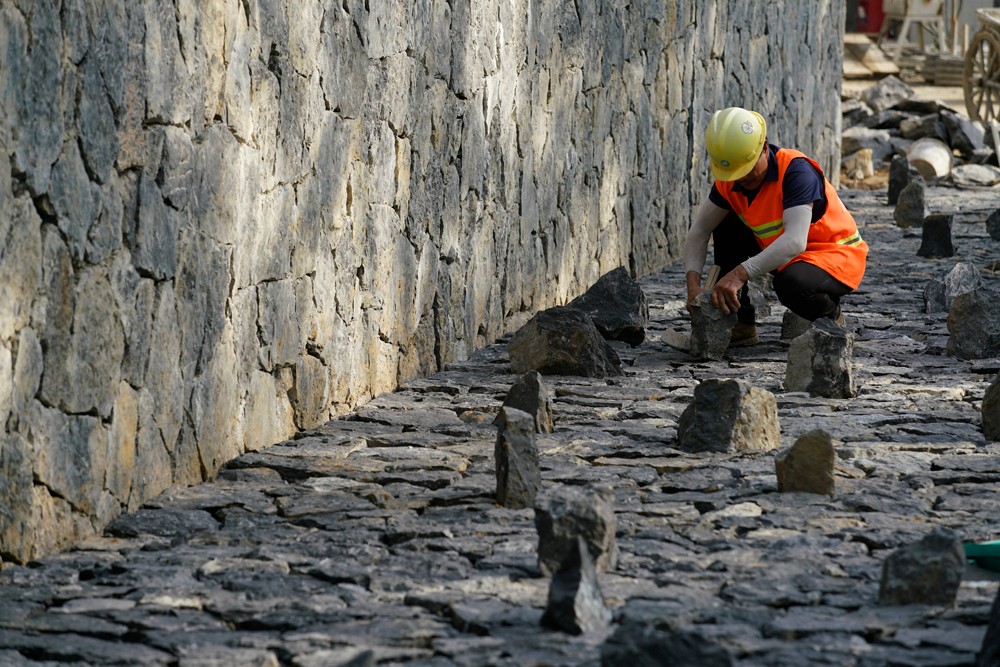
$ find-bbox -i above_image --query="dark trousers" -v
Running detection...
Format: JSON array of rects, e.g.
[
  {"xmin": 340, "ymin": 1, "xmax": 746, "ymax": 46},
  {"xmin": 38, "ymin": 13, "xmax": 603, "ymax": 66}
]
[{"xmin": 712, "ymin": 211, "xmax": 852, "ymax": 322}]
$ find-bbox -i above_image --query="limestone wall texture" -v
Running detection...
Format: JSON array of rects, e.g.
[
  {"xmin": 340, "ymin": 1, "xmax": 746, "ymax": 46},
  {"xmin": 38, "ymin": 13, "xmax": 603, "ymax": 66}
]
[{"xmin": 0, "ymin": 0, "xmax": 845, "ymax": 562}]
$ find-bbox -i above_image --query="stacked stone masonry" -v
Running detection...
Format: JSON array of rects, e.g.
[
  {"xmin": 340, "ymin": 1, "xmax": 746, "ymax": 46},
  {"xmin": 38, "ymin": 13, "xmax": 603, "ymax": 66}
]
[{"xmin": 0, "ymin": 0, "xmax": 846, "ymax": 562}]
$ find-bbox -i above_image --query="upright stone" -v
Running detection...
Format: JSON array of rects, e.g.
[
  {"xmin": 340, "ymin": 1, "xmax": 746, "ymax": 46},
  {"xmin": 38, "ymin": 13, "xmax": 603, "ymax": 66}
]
[
  {"xmin": 978, "ymin": 588, "xmax": 1000, "ymax": 667},
  {"xmin": 916, "ymin": 213, "xmax": 954, "ymax": 258},
  {"xmin": 567, "ymin": 267, "xmax": 649, "ymax": 346},
  {"xmin": 508, "ymin": 307, "xmax": 623, "ymax": 378},
  {"xmin": 785, "ymin": 318, "xmax": 857, "ymax": 398},
  {"xmin": 601, "ymin": 624, "xmax": 734, "ymax": 667},
  {"xmin": 676, "ymin": 379, "xmax": 781, "ymax": 454},
  {"xmin": 947, "ymin": 288, "xmax": 1000, "ymax": 360},
  {"xmin": 894, "ymin": 179, "xmax": 927, "ymax": 228},
  {"xmin": 535, "ymin": 484, "xmax": 618, "ymax": 576},
  {"xmin": 495, "ymin": 407, "xmax": 542, "ymax": 509},
  {"xmin": 887, "ymin": 154, "xmax": 911, "ymax": 206},
  {"xmin": 923, "ymin": 262, "xmax": 981, "ymax": 313},
  {"xmin": 775, "ymin": 430, "xmax": 836, "ymax": 496},
  {"xmin": 987, "ymin": 208, "xmax": 1000, "ymax": 242},
  {"xmin": 689, "ymin": 292, "xmax": 737, "ymax": 360},
  {"xmin": 780, "ymin": 310, "xmax": 812, "ymax": 340},
  {"xmin": 878, "ymin": 528, "xmax": 965, "ymax": 606},
  {"xmin": 495, "ymin": 370, "xmax": 554, "ymax": 433},
  {"xmin": 540, "ymin": 536, "xmax": 612, "ymax": 635},
  {"xmin": 983, "ymin": 373, "xmax": 1000, "ymax": 441}
]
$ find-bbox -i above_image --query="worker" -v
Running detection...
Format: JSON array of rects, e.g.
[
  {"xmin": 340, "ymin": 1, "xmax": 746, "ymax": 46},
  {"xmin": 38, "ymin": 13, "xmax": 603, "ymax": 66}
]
[{"xmin": 682, "ymin": 106, "xmax": 869, "ymax": 346}]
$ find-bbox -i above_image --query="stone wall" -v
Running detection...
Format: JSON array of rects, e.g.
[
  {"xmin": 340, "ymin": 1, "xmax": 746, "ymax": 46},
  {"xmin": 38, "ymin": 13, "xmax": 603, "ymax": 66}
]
[{"xmin": 0, "ymin": 0, "xmax": 845, "ymax": 562}]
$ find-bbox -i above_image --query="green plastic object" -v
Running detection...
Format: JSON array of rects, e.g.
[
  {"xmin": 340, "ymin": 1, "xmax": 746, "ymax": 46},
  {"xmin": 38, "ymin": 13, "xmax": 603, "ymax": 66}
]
[{"xmin": 964, "ymin": 540, "xmax": 1000, "ymax": 573}]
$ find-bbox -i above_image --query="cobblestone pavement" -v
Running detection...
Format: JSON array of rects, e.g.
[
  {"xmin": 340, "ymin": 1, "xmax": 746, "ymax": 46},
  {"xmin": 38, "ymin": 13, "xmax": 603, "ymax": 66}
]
[{"xmin": 2, "ymin": 186, "xmax": 1000, "ymax": 667}]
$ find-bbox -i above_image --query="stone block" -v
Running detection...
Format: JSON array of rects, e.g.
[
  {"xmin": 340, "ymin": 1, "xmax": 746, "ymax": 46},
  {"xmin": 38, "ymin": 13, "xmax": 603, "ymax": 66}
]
[
  {"xmin": 894, "ymin": 180, "xmax": 927, "ymax": 228},
  {"xmin": 916, "ymin": 213, "xmax": 954, "ymax": 259},
  {"xmin": 947, "ymin": 288, "xmax": 1000, "ymax": 360},
  {"xmin": 495, "ymin": 407, "xmax": 541, "ymax": 509},
  {"xmin": 535, "ymin": 484, "xmax": 618, "ymax": 577},
  {"xmin": 775, "ymin": 430, "xmax": 836, "ymax": 496},
  {"xmin": 676, "ymin": 379, "xmax": 781, "ymax": 454},
  {"xmin": 540, "ymin": 536, "xmax": 611, "ymax": 636},
  {"xmin": 923, "ymin": 262, "xmax": 981, "ymax": 313},
  {"xmin": 508, "ymin": 307, "xmax": 622, "ymax": 378},
  {"xmin": 689, "ymin": 292, "xmax": 737, "ymax": 360},
  {"xmin": 567, "ymin": 267, "xmax": 649, "ymax": 346},
  {"xmin": 887, "ymin": 154, "xmax": 911, "ymax": 206},
  {"xmin": 879, "ymin": 528, "xmax": 965, "ymax": 606},
  {"xmin": 785, "ymin": 318, "xmax": 857, "ymax": 399},
  {"xmin": 496, "ymin": 370, "xmax": 554, "ymax": 434}
]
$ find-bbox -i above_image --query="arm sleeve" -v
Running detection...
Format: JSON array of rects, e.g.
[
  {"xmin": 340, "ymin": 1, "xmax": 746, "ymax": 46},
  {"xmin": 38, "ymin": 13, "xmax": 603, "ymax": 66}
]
[
  {"xmin": 682, "ymin": 199, "xmax": 730, "ymax": 274},
  {"xmin": 740, "ymin": 204, "xmax": 811, "ymax": 278}
]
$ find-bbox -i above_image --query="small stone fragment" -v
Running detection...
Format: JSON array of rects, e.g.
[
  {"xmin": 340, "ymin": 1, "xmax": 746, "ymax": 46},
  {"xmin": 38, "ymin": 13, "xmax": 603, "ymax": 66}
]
[
  {"xmin": 495, "ymin": 407, "xmax": 542, "ymax": 509},
  {"xmin": 676, "ymin": 379, "xmax": 781, "ymax": 454},
  {"xmin": 879, "ymin": 528, "xmax": 965, "ymax": 606},
  {"xmin": 689, "ymin": 292, "xmax": 737, "ymax": 360},
  {"xmin": 947, "ymin": 288, "xmax": 1000, "ymax": 360},
  {"xmin": 917, "ymin": 213, "xmax": 954, "ymax": 259},
  {"xmin": 923, "ymin": 262, "xmax": 981, "ymax": 313},
  {"xmin": 775, "ymin": 429, "xmax": 836, "ymax": 496},
  {"xmin": 567, "ymin": 266, "xmax": 649, "ymax": 346},
  {"xmin": 785, "ymin": 318, "xmax": 857, "ymax": 398},
  {"xmin": 508, "ymin": 306, "xmax": 623, "ymax": 378},
  {"xmin": 540, "ymin": 536, "xmax": 611, "ymax": 635},
  {"xmin": 494, "ymin": 370, "xmax": 554, "ymax": 433},
  {"xmin": 535, "ymin": 484, "xmax": 618, "ymax": 576},
  {"xmin": 894, "ymin": 179, "xmax": 927, "ymax": 228},
  {"xmin": 983, "ymin": 373, "xmax": 1000, "ymax": 441}
]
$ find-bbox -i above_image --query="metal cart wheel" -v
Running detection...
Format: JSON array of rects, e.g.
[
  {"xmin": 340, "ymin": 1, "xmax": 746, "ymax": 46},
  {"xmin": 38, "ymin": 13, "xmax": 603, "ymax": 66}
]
[{"xmin": 963, "ymin": 27, "xmax": 1000, "ymax": 123}]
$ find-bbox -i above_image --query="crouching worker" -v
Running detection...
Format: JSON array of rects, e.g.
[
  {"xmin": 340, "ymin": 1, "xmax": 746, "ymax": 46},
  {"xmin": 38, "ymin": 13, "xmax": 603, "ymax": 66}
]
[{"xmin": 683, "ymin": 106, "xmax": 868, "ymax": 346}]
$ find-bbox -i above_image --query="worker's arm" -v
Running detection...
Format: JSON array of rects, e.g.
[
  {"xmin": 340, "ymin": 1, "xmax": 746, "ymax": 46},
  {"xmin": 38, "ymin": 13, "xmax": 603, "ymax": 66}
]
[
  {"xmin": 682, "ymin": 200, "xmax": 730, "ymax": 312},
  {"xmin": 711, "ymin": 204, "xmax": 811, "ymax": 314}
]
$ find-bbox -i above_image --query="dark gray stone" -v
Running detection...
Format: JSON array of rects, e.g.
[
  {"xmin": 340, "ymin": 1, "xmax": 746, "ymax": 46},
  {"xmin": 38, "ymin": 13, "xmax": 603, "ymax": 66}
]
[
  {"xmin": 785, "ymin": 318, "xmax": 857, "ymax": 399},
  {"xmin": 917, "ymin": 213, "xmax": 954, "ymax": 259},
  {"xmin": 495, "ymin": 370, "xmax": 554, "ymax": 433},
  {"xmin": 535, "ymin": 484, "xmax": 618, "ymax": 576},
  {"xmin": 978, "ymin": 587, "xmax": 1000, "ymax": 667},
  {"xmin": 540, "ymin": 536, "xmax": 611, "ymax": 635},
  {"xmin": 941, "ymin": 109, "xmax": 986, "ymax": 157},
  {"xmin": 894, "ymin": 179, "xmax": 927, "ymax": 228},
  {"xmin": 105, "ymin": 508, "xmax": 220, "ymax": 540},
  {"xmin": 923, "ymin": 262, "xmax": 981, "ymax": 313},
  {"xmin": 494, "ymin": 407, "xmax": 542, "ymax": 509},
  {"xmin": 676, "ymin": 379, "xmax": 781, "ymax": 454},
  {"xmin": 860, "ymin": 75, "xmax": 915, "ymax": 113},
  {"xmin": 775, "ymin": 429, "xmax": 836, "ymax": 496},
  {"xmin": 688, "ymin": 292, "xmax": 737, "ymax": 361},
  {"xmin": 841, "ymin": 126, "xmax": 894, "ymax": 164},
  {"xmin": 988, "ymin": 209, "xmax": 1000, "ymax": 242},
  {"xmin": 983, "ymin": 374, "xmax": 1000, "ymax": 441},
  {"xmin": 879, "ymin": 528, "xmax": 965, "ymax": 606},
  {"xmin": 567, "ymin": 266, "xmax": 649, "ymax": 346},
  {"xmin": 508, "ymin": 307, "xmax": 623, "ymax": 378},
  {"xmin": 841, "ymin": 97, "xmax": 873, "ymax": 127},
  {"xmin": 887, "ymin": 154, "xmax": 912, "ymax": 206},
  {"xmin": 899, "ymin": 113, "xmax": 949, "ymax": 142},
  {"xmin": 601, "ymin": 623, "xmax": 734, "ymax": 667},
  {"xmin": 947, "ymin": 288, "xmax": 1000, "ymax": 360}
]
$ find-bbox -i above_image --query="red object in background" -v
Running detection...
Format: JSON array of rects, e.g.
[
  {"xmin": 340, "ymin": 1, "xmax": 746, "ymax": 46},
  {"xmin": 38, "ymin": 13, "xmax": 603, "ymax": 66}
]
[{"xmin": 856, "ymin": 0, "xmax": 886, "ymax": 33}]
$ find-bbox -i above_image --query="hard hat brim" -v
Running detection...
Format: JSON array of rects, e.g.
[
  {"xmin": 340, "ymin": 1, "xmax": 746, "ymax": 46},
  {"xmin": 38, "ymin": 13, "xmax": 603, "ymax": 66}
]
[{"xmin": 710, "ymin": 157, "xmax": 758, "ymax": 182}]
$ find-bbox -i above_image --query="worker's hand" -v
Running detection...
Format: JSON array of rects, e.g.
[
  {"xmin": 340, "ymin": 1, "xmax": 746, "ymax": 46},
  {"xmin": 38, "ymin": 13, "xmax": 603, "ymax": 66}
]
[
  {"xmin": 711, "ymin": 266, "xmax": 749, "ymax": 315},
  {"xmin": 685, "ymin": 285, "xmax": 703, "ymax": 316}
]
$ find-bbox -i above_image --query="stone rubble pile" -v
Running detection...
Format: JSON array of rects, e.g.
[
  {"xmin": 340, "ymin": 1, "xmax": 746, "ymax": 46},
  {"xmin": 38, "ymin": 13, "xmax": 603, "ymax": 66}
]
[{"xmin": 0, "ymin": 187, "xmax": 998, "ymax": 665}]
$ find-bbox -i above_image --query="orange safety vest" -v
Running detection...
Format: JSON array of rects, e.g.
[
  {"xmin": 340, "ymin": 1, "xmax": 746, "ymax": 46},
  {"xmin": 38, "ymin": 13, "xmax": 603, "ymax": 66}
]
[{"xmin": 715, "ymin": 148, "xmax": 868, "ymax": 289}]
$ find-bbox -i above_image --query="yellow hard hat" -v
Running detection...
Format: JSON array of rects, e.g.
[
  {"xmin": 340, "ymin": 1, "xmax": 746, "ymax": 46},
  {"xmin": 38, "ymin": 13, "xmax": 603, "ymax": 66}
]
[{"xmin": 704, "ymin": 107, "xmax": 767, "ymax": 181}]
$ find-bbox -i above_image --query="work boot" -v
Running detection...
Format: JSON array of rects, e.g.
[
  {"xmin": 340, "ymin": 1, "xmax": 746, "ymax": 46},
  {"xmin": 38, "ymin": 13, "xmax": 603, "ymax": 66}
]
[
  {"xmin": 834, "ymin": 309, "xmax": 846, "ymax": 327},
  {"xmin": 728, "ymin": 321, "xmax": 759, "ymax": 348}
]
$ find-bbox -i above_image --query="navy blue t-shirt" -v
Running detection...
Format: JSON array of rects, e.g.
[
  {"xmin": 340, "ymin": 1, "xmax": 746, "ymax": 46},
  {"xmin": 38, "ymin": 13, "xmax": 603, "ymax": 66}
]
[{"xmin": 709, "ymin": 144, "xmax": 827, "ymax": 223}]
